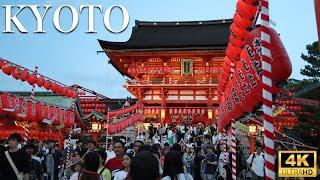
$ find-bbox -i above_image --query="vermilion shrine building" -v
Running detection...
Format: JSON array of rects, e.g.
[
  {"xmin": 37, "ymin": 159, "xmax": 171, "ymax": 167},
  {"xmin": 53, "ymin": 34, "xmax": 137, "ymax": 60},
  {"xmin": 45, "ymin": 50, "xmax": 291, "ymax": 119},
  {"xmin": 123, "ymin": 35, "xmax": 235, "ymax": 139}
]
[{"xmin": 99, "ymin": 19, "xmax": 232, "ymax": 124}]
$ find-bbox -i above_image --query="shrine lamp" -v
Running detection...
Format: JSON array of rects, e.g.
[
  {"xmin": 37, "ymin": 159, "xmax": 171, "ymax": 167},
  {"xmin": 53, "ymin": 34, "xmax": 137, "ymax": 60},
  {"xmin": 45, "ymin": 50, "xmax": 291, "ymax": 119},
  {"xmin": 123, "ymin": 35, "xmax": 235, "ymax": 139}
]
[
  {"xmin": 160, "ymin": 109, "xmax": 166, "ymax": 119},
  {"xmin": 91, "ymin": 122, "xmax": 102, "ymax": 133},
  {"xmin": 248, "ymin": 125, "xmax": 257, "ymax": 135},
  {"xmin": 207, "ymin": 109, "xmax": 213, "ymax": 120}
]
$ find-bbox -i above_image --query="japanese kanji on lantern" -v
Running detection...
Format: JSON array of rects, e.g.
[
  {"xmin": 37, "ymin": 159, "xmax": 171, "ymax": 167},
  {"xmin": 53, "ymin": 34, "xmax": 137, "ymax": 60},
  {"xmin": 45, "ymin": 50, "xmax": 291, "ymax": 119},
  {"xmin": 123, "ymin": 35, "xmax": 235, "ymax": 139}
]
[{"xmin": 218, "ymin": 26, "xmax": 292, "ymax": 130}]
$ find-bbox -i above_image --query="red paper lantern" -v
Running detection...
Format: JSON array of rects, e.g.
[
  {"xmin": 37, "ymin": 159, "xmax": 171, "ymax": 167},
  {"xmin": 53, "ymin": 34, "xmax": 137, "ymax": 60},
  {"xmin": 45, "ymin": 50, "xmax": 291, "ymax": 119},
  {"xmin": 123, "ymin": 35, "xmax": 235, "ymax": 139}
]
[
  {"xmin": 36, "ymin": 76, "xmax": 45, "ymax": 87},
  {"xmin": 12, "ymin": 67, "xmax": 22, "ymax": 80},
  {"xmin": 20, "ymin": 69, "xmax": 30, "ymax": 81},
  {"xmin": 244, "ymin": 27, "xmax": 292, "ymax": 84},
  {"xmin": 230, "ymin": 23, "xmax": 248, "ymax": 40},
  {"xmin": 229, "ymin": 34, "xmax": 244, "ymax": 48},
  {"xmin": 44, "ymin": 80, "xmax": 52, "ymax": 90},
  {"xmin": 51, "ymin": 83, "xmax": 59, "ymax": 93},
  {"xmin": 26, "ymin": 100, "xmax": 37, "ymax": 121},
  {"xmin": 1, "ymin": 63, "xmax": 14, "ymax": 75},
  {"xmin": 236, "ymin": 0, "xmax": 258, "ymax": 20},
  {"xmin": 0, "ymin": 59, "xmax": 6, "ymax": 69},
  {"xmin": 67, "ymin": 89, "xmax": 74, "ymax": 97},
  {"xmin": 233, "ymin": 12, "xmax": 252, "ymax": 30},
  {"xmin": 62, "ymin": 87, "xmax": 68, "ymax": 96},
  {"xmin": 72, "ymin": 91, "xmax": 78, "ymax": 99},
  {"xmin": 27, "ymin": 73, "xmax": 37, "ymax": 85}
]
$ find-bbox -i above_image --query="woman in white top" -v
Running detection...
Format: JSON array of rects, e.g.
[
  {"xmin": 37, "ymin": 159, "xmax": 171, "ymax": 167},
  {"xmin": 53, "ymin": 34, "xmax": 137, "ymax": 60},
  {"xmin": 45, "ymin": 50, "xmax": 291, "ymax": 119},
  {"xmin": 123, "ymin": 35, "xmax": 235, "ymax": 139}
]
[
  {"xmin": 70, "ymin": 152, "xmax": 105, "ymax": 180},
  {"xmin": 162, "ymin": 150, "xmax": 193, "ymax": 180},
  {"xmin": 113, "ymin": 151, "xmax": 134, "ymax": 180}
]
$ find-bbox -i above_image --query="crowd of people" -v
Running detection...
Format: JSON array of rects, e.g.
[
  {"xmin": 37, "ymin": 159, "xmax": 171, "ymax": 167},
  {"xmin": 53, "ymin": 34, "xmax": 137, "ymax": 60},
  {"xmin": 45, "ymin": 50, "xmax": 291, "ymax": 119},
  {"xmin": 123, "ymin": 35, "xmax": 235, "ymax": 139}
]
[{"xmin": 0, "ymin": 123, "xmax": 319, "ymax": 180}]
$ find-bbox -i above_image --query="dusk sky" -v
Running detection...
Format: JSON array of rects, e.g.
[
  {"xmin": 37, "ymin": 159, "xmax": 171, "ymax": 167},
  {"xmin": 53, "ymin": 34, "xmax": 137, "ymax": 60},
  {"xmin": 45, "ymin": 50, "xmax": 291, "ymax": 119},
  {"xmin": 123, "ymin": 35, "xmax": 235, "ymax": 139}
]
[{"xmin": 0, "ymin": 0, "xmax": 318, "ymax": 98}]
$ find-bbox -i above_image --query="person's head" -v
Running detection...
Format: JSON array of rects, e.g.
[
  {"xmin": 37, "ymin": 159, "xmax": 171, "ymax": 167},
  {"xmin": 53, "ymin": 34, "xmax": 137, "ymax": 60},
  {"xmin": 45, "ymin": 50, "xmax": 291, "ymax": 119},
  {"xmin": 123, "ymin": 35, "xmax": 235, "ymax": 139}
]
[
  {"xmin": 256, "ymin": 143, "xmax": 263, "ymax": 154},
  {"xmin": 219, "ymin": 144, "xmax": 225, "ymax": 152},
  {"xmin": 83, "ymin": 152, "xmax": 100, "ymax": 172},
  {"xmin": 162, "ymin": 150, "xmax": 184, "ymax": 178},
  {"xmin": 113, "ymin": 140, "xmax": 125, "ymax": 157},
  {"xmin": 170, "ymin": 143, "xmax": 181, "ymax": 152},
  {"xmin": 194, "ymin": 147, "xmax": 202, "ymax": 155},
  {"xmin": 54, "ymin": 144, "xmax": 60, "ymax": 150},
  {"xmin": 87, "ymin": 141, "xmax": 97, "ymax": 152},
  {"xmin": 107, "ymin": 144, "xmax": 113, "ymax": 151},
  {"xmin": 96, "ymin": 150, "xmax": 107, "ymax": 166},
  {"xmin": 133, "ymin": 140, "xmax": 144, "ymax": 154},
  {"xmin": 49, "ymin": 147, "xmax": 55, "ymax": 154},
  {"xmin": 24, "ymin": 143, "xmax": 34, "ymax": 156},
  {"xmin": 32, "ymin": 145, "xmax": 39, "ymax": 156},
  {"xmin": 129, "ymin": 151, "xmax": 160, "ymax": 180},
  {"xmin": 206, "ymin": 145, "xmax": 214, "ymax": 154},
  {"xmin": 73, "ymin": 163, "xmax": 83, "ymax": 172},
  {"xmin": 8, "ymin": 133, "xmax": 22, "ymax": 149},
  {"xmin": 162, "ymin": 146, "xmax": 169, "ymax": 156},
  {"xmin": 73, "ymin": 150, "xmax": 80, "ymax": 158},
  {"xmin": 185, "ymin": 146, "xmax": 191, "ymax": 153},
  {"xmin": 123, "ymin": 151, "xmax": 134, "ymax": 169}
]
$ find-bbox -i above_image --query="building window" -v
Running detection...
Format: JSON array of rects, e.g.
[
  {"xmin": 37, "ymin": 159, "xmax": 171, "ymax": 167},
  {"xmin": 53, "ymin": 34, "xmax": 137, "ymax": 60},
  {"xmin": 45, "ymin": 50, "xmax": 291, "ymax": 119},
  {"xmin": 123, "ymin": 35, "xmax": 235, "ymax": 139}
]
[{"xmin": 181, "ymin": 59, "xmax": 193, "ymax": 75}]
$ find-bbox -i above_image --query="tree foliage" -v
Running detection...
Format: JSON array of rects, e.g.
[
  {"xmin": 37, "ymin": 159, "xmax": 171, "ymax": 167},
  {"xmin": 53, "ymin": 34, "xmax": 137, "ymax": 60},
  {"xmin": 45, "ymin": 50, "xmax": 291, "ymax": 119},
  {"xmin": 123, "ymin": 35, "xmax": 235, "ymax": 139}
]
[{"xmin": 300, "ymin": 41, "xmax": 320, "ymax": 79}]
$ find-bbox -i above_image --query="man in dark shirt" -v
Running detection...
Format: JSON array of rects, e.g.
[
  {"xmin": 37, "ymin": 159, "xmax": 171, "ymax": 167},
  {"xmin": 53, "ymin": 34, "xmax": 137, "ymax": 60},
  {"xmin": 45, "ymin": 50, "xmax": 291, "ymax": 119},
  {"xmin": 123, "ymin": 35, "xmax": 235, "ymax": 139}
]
[
  {"xmin": 0, "ymin": 133, "xmax": 31, "ymax": 180},
  {"xmin": 203, "ymin": 145, "xmax": 218, "ymax": 180},
  {"xmin": 53, "ymin": 144, "xmax": 62, "ymax": 180}
]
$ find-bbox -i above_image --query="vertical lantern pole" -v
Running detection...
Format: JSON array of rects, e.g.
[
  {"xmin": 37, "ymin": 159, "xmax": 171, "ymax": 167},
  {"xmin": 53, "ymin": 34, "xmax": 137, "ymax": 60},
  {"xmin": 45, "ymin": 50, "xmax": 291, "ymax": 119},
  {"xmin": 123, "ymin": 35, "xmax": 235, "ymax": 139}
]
[
  {"xmin": 261, "ymin": 0, "xmax": 275, "ymax": 179},
  {"xmin": 63, "ymin": 128, "xmax": 73, "ymax": 180},
  {"xmin": 231, "ymin": 119, "xmax": 237, "ymax": 180},
  {"xmin": 63, "ymin": 87, "xmax": 77, "ymax": 180},
  {"xmin": 105, "ymin": 105, "xmax": 110, "ymax": 152},
  {"xmin": 222, "ymin": 129, "xmax": 227, "ymax": 164},
  {"xmin": 24, "ymin": 66, "xmax": 38, "ymax": 143}
]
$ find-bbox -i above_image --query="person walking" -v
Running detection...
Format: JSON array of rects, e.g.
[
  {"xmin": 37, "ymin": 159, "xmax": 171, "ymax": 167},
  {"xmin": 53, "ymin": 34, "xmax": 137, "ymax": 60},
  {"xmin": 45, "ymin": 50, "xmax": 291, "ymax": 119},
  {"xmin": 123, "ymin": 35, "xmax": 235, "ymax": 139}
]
[
  {"xmin": 70, "ymin": 152, "xmax": 105, "ymax": 180},
  {"xmin": 46, "ymin": 147, "xmax": 55, "ymax": 180},
  {"xmin": 203, "ymin": 145, "xmax": 218, "ymax": 180},
  {"xmin": 162, "ymin": 150, "xmax": 193, "ymax": 180},
  {"xmin": 0, "ymin": 133, "xmax": 31, "ymax": 180},
  {"xmin": 246, "ymin": 143, "xmax": 265, "ymax": 180},
  {"xmin": 96, "ymin": 150, "xmax": 111, "ymax": 180},
  {"xmin": 113, "ymin": 151, "xmax": 134, "ymax": 180}
]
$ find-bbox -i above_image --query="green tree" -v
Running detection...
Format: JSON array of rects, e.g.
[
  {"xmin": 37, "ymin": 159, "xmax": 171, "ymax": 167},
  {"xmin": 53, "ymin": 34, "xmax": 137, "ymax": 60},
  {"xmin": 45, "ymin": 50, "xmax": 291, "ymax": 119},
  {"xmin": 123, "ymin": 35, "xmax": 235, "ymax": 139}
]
[{"xmin": 300, "ymin": 41, "xmax": 320, "ymax": 79}]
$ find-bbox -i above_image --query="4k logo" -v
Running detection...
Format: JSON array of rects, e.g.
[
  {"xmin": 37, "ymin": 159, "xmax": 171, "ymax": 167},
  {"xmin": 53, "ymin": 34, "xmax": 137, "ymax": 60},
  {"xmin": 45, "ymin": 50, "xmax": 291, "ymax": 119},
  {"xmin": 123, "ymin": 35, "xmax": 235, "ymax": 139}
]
[{"xmin": 279, "ymin": 151, "xmax": 317, "ymax": 177}]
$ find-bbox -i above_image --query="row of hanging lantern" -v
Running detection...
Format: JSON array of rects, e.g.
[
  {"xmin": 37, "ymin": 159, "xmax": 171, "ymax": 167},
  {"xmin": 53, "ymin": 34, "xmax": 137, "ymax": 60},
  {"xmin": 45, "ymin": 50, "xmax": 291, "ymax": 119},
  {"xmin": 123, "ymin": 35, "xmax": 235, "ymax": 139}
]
[
  {"xmin": 143, "ymin": 108, "xmax": 208, "ymax": 116},
  {"xmin": 0, "ymin": 130, "xmax": 62, "ymax": 141},
  {"xmin": 0, "ymin": 92, "xmax": 74, "ymax": 127},
  {"xmin": 218, "ymin": 0, "xmax": 259, "ymax": 95},
  {"xmin": 79, "ymin": 97, "xmax": 107, "ymax": 114},
  {"xmin": 217, "ymin": 24, "xmax": 292, "ymax": 130},
  {"xmin": 108, "ymin": 113, "xmax": 143, "ymax": 134},
  {"xmin": 0, "ymin": 59, "xmax": 78, "ymax": 98}
]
